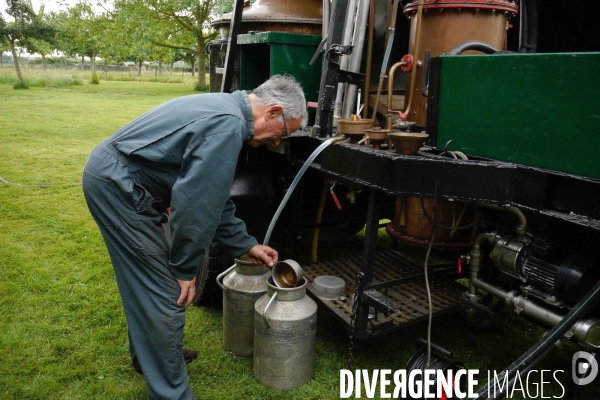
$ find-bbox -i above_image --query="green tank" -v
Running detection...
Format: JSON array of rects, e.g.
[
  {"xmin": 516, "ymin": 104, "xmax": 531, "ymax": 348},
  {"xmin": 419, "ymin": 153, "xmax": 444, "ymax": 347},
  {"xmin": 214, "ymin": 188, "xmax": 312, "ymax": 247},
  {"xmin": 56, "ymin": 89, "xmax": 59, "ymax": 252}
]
[{"xmin": 428, "ymin": 52, "xmax": 600, "ymax": 179}]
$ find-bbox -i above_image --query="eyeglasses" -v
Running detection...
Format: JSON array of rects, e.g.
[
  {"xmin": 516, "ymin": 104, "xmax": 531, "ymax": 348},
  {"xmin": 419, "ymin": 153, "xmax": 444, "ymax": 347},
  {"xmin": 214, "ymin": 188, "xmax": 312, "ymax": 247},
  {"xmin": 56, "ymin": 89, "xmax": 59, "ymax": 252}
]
[{"xmin": 281, "ymin": 111, "xmax": 289, "ymax": 139}]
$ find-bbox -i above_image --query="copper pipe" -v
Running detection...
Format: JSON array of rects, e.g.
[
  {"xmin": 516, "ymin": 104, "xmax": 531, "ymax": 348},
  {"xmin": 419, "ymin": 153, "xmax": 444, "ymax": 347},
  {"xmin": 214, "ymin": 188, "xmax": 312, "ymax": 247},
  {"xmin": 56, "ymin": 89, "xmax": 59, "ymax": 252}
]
[
  {"xmin": 386, "ymin": 60, "xmax": 408, "ymax": 130},
  {"xmin": 362, "ymin": 0, "xmax": 376, "ymax": 120},
  {"xmin": 403, "ymin": 0, "xmax": 424, "ymax": 119}
]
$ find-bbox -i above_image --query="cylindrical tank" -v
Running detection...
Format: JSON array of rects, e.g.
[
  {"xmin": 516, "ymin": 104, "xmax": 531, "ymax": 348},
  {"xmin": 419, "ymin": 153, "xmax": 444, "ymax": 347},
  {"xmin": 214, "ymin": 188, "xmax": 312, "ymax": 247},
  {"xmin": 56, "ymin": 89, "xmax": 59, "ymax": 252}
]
[
  {"xmin": 212, "ymin": 0, "xmax": 323, "ymax": 36},
  {"xmin": 219, "ymin": 257, "xmax": 271, "ymax": 357},
  {"xmin": 403, "ymin": 0, "xmax": 518, "ymax": 126},
  {"xmin": 392, "ymin": 196, "xmax": 476, "ymax": 247},
  {"xmin": 254, "ymin": 278, "xmax": 317, "ymax": 391}
]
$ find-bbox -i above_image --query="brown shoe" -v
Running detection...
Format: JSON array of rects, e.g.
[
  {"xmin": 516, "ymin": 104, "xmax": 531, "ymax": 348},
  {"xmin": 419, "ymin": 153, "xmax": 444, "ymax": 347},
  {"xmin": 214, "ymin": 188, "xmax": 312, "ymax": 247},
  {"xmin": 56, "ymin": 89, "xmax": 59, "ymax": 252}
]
[
  {"xmin": 132, "ymin": 348, "xmax": 198, "ymax": 375},
  {"xmin": 183, "ymin": 348, "xmax": 197, "ymax": 364}
]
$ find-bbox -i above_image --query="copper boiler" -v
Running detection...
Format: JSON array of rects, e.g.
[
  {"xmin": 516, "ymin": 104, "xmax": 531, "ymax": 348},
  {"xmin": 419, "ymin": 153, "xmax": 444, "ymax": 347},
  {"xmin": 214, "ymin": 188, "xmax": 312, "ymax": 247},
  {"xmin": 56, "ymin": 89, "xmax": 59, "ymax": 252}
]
[
  {"xmin": 212, "ymin": 0, "xmax": 323, "ymax": 37},
  {"xmin": 403, "ymin": 0, "xmax": 518, "ymax": 126},
  {"xmin": 387, "ymin": 0, "xmax": 517, "ymax": 248}
]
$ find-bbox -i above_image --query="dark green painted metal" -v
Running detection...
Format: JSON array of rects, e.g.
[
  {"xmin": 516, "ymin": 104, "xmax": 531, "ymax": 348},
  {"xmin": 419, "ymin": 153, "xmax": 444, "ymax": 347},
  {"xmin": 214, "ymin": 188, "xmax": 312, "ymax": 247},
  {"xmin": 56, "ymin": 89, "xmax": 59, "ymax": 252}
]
[
  {"xmin": 435, "ymin": 53, "xmax": 600, "ymax": 179},
  {"xmin": 237, "ymin": 31, "xmax": 322, "ymax": 46},
  {"xmin": 238, "ymin": 32, "xmax": 323, "ymax": 102}
]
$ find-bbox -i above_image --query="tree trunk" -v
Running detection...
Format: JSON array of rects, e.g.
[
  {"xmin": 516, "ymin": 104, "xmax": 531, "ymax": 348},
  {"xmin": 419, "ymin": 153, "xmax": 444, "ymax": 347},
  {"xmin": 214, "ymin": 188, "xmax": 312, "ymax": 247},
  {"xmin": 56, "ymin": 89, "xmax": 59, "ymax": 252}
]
[
  {"xmin": 0, "ymin": 51, "xmax": 3, "ymax": 68},
  {"xmin": 41, "ymin": 54, "xmax": 47, "ymax": 70},
  {"xmin": 9, "ymin": 39, "xmax": 24, "ymax": 84},
  {"xmin": 190, "ymin": 55, "xmax": 195, "ymax": 78},
  {"xmin": 91, "ymin": 52, "xmax": 96, "ymax": 76},
  {"xmin": 158, "ymin": 59, "xmax": 162, "ymax": 77},
  {"xmin": 196, "ymin": 37, "xmax": 206, "ymax": 87},
  {"xmin": 81, "ymin": 56, "xmax": 84, "ymax": 70},
  {"xmin": 138, "ymin": 60, "xmax": 142, "ymax": 76}
]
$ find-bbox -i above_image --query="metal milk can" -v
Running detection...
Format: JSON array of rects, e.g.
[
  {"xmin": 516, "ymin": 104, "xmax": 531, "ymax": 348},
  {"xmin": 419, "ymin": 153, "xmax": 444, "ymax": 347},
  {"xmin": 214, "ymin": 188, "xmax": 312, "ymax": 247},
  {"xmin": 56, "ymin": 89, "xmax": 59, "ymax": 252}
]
[
  {"xmin": 254, "ymin": 277, "xmax": 318, "ymax": 391},
  {"xmin": 217, "ymin": 257, "xmax": 270, "ymax": 357}
]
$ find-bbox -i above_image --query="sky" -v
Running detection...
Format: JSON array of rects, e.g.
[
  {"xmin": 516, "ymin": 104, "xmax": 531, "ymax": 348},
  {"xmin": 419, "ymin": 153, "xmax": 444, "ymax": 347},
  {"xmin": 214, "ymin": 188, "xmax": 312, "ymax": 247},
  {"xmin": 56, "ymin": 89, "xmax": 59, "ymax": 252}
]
[
  {"xmin": 1, "ymin": 0, "xmax": 88, "ymax": 18},
  {"xmin": 32, "ymin": 0, "xmax": 106, "ymax": 14},
  {"xmin": 33, "ymin": 0, "xmax": 75, "ymax": 13}
]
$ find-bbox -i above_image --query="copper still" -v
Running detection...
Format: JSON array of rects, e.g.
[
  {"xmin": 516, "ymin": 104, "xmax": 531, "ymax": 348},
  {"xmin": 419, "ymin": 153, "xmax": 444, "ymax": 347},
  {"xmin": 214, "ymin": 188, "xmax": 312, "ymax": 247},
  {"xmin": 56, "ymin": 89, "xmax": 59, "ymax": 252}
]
[
  {"xmin": 387, "ymin": 0, "xmax": 517, "ymax": 248},
  {"xmin": 403, "ymin": 0, "xmax": 518, "ymax": 126},
  {"xmin": 212, "ymin": 0, "xmax": 323, "ymax": 38},
  {"xmin": 388, "ymin": 196, "xmax": 478, "ymax": 249}
]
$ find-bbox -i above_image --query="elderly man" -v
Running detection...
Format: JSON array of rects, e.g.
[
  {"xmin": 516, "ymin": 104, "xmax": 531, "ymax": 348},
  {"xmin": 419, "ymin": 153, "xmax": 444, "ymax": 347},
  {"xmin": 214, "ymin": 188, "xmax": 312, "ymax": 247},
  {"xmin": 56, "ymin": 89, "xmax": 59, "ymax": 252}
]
[{"xmin": 82, "ymin": 75, "xmax": 308, "ymax": 399}]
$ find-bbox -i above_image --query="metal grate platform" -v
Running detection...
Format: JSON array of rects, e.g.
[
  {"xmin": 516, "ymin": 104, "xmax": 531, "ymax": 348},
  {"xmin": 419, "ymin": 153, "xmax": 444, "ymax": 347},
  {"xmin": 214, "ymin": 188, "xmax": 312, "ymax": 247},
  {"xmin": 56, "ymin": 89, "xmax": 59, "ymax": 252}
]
[{"xmin": 303, "ymin": 249, "xmax": 466, "ymax": 336}]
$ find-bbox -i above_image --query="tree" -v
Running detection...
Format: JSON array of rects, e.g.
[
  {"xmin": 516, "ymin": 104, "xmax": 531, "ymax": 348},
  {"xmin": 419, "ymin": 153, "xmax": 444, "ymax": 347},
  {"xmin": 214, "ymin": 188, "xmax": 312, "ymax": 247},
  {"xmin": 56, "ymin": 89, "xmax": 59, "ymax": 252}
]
[
  {"xmin": 54, "ymin": 1, "xmax": 107, "ymax": 82},
  {"xmin": 0, "ymin": 0, "xmax": 55, "ymax": 87},
  {"xmin": 103, "ymin": 2, "xmax": 172, "ymax": 77},
  {"xmin": 0, "ymin": 24, "xmax": 8, "ymax": 68},
  {"xmin": 21, "ymin": 5, "xmax": 57, "ymax": 69},
  {"xmin": 113, "ymin": 0, "xmax": 221, "ymax": 88}
]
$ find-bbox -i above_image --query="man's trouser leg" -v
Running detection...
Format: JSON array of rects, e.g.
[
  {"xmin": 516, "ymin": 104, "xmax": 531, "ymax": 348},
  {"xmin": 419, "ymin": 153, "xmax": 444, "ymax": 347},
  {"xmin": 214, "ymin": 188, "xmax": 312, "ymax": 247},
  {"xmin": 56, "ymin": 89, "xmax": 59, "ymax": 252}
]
[{"xmin": 82, "ymin": 145, "xmax": 195, "ymax": 400}]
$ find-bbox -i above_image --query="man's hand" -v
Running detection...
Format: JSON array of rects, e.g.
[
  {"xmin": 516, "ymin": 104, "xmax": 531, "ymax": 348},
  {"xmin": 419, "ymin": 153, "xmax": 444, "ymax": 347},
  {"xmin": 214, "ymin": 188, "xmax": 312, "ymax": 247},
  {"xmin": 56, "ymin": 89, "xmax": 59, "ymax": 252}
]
[
  {"xmin": 176, "ymin": 276, "xmax": 197, "ymax": 308},
  {"xmin": 247, "ymin": 244, "xmax": 279, "ymax": 267}
]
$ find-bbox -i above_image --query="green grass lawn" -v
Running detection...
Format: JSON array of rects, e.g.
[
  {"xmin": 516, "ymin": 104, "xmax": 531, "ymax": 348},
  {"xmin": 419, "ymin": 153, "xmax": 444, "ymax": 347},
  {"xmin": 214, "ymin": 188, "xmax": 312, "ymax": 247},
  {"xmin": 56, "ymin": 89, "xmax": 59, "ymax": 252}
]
[{"xmin": 0, "ymin": 79, "xmax": 597, "ymax": 399}]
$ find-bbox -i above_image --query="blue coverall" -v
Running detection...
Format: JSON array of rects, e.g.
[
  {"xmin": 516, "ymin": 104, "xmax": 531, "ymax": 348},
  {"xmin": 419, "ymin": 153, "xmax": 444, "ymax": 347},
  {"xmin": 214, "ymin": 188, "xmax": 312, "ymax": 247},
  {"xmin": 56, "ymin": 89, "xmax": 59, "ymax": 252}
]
[{"xmin": 82, "ymin": 91, "xmax": 258, "ymax": 399}]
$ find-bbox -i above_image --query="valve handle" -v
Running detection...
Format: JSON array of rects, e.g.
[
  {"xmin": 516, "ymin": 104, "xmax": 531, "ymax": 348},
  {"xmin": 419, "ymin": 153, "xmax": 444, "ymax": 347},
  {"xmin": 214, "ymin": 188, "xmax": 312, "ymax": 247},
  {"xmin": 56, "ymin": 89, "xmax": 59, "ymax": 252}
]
[
  {"xmin": 400, "ymin": 54, "xmax": 414, "ymax": 72},
  {"xmin": 458, "ymin": 257, "xmax": 463, "ymax": 274},
  {"xmin": 330, "ymin": 184, "xmax": 342, "ymax": 210}
]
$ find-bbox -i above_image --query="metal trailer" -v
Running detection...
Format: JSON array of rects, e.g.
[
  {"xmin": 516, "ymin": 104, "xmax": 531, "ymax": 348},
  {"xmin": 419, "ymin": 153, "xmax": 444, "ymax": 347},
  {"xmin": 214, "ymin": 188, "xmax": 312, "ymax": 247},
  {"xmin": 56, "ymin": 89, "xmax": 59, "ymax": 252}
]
[{"xmin": 201, "ymin": 0, "xmax": 600, "ymax": 397}]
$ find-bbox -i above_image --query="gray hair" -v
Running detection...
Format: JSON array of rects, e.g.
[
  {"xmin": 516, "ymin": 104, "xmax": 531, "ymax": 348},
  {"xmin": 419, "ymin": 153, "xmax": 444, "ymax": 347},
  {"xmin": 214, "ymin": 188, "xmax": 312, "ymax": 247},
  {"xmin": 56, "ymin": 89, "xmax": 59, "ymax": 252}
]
[{"xmin": 253, "ymin": 75, "xmax": 308, "ymax": 128}]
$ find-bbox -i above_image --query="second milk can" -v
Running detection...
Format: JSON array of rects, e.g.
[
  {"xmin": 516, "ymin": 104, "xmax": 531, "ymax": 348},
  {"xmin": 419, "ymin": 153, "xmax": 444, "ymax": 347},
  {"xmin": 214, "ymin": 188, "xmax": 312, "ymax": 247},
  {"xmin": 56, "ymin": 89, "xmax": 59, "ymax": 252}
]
[
  {"xmin": 217, "ymin": 257, "xmax": 270, "ymax": 357},
  {"xmin": 254, "ymin": 277, "xmax": 318, "ymax": 391}
]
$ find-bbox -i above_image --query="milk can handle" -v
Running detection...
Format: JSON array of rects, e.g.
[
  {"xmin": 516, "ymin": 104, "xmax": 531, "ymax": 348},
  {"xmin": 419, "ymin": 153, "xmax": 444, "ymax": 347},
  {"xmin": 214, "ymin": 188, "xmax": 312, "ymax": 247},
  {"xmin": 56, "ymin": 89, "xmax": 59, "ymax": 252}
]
[
  {"xmin": 216, "ymin": 264, "xmax": 236, "ymax": 291},
  {"xmin": 262, "ymin": 291, "xmax": 278, "ymax": 329}
]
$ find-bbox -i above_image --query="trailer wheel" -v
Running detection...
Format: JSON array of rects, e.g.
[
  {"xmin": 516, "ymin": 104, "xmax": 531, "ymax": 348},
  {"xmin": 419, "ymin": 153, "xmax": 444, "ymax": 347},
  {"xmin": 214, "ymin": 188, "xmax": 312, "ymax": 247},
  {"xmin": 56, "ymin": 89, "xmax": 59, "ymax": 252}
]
[{"xmin": 192, "ymin": 241, "xmax": 231, "ymax": 306}]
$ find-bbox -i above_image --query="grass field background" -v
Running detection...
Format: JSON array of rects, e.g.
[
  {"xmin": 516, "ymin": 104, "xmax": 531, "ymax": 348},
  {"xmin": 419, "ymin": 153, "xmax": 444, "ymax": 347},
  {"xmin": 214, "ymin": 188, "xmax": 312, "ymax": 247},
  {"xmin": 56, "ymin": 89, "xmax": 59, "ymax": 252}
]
[{"xmin": 0, "ymin": 72, "xmax": 597, "ymax": 398}]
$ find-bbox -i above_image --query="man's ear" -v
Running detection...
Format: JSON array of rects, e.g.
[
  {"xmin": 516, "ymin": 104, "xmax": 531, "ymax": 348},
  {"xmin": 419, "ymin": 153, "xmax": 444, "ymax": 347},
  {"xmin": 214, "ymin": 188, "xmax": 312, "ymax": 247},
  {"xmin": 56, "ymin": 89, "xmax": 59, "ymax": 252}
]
[{"xmin": 266, "ymin": 105, "xmax": 283, "ymax": 118}]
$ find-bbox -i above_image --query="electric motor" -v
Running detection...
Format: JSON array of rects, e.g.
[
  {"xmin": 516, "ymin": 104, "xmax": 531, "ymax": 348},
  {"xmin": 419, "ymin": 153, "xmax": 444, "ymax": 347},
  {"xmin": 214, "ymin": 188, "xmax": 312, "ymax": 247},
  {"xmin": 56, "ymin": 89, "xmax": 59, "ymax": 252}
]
[{"xmin": 489, "ymin": 234, "xmax": 600, "ymax": 302}]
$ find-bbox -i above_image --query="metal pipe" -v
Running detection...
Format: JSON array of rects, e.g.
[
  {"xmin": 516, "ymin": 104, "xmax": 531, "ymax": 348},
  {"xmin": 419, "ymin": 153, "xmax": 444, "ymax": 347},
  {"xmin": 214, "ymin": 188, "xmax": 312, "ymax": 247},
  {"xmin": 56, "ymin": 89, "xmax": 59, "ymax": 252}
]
[
  {"xmin": 323, "ymin": 0, "xmax": 330, "ymax": 40},
  {"xmin": 333, "ymin": 0, "xmax": 359, "ymax": 124},
  {"xmin": 474, "ymin": 277, "xmax": 600, "ymax": 398},
  {"xmin": 472, "ymin": 277, "xmax": 600, "ymax": 352},
  {"xmin": 342, "ymin": 0, "xmax": 371, "ymax": 119},
  {"xmin": 471, "ymin": 277, "xmax": 509, "ymax": 301},
  {"xmin": 467, "ymin": 232, "xmax": 500, "ymax": 298},
  {"xmin": 448, "ymin": 40, "xmax": 500, "ymax": 56},
  {"xmin": 403, "ymin": 0, "xmax": 424, "ymax": 119},
  {"xmin": 362, "ymin": 0, "xmax": 375, "ymax": 120},
  {"xmin": 386, "ymin": 60, "xmax": 408, "ymax": 130},
  {"xmin": 478, "ymin": 203, "xmax": 528, "ymax": 234},
  {"xmin": 371, "ymin": 0, "xmax": 400, "ymax": 121}
]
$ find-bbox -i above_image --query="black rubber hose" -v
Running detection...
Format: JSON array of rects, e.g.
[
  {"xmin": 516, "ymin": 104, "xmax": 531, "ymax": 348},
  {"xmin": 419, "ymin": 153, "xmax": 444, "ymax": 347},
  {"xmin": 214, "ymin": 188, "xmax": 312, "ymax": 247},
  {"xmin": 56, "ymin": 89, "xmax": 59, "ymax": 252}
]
[
  {"xmin": 472, "ymin": 277, "xmax": 600, "ymax": 399},
  {"xmin": 518, "ymin": 0, "xmax": 529, "ymax": 53},
  {"xmin": 526, "ymin": 0, "xmax": 539, "ymax": 53},
  {"xmin": 519, "ymin": 0, "xmax": 539, "ymax": 53},
  {"xmin": 489, "ymin": 343, "xmax": 558, "ymax": 400},
  {"xmin": 448, "ymin": 41, "xmax": 500, "ymax": 55}
]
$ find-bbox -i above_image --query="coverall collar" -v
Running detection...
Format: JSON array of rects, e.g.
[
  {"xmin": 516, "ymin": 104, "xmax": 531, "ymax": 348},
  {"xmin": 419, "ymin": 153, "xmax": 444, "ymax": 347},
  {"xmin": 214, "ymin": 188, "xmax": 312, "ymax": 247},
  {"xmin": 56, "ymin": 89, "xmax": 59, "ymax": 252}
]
[{"xmin": 232, "ymin": 90, "xmax": 254, "ymax": 141}]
